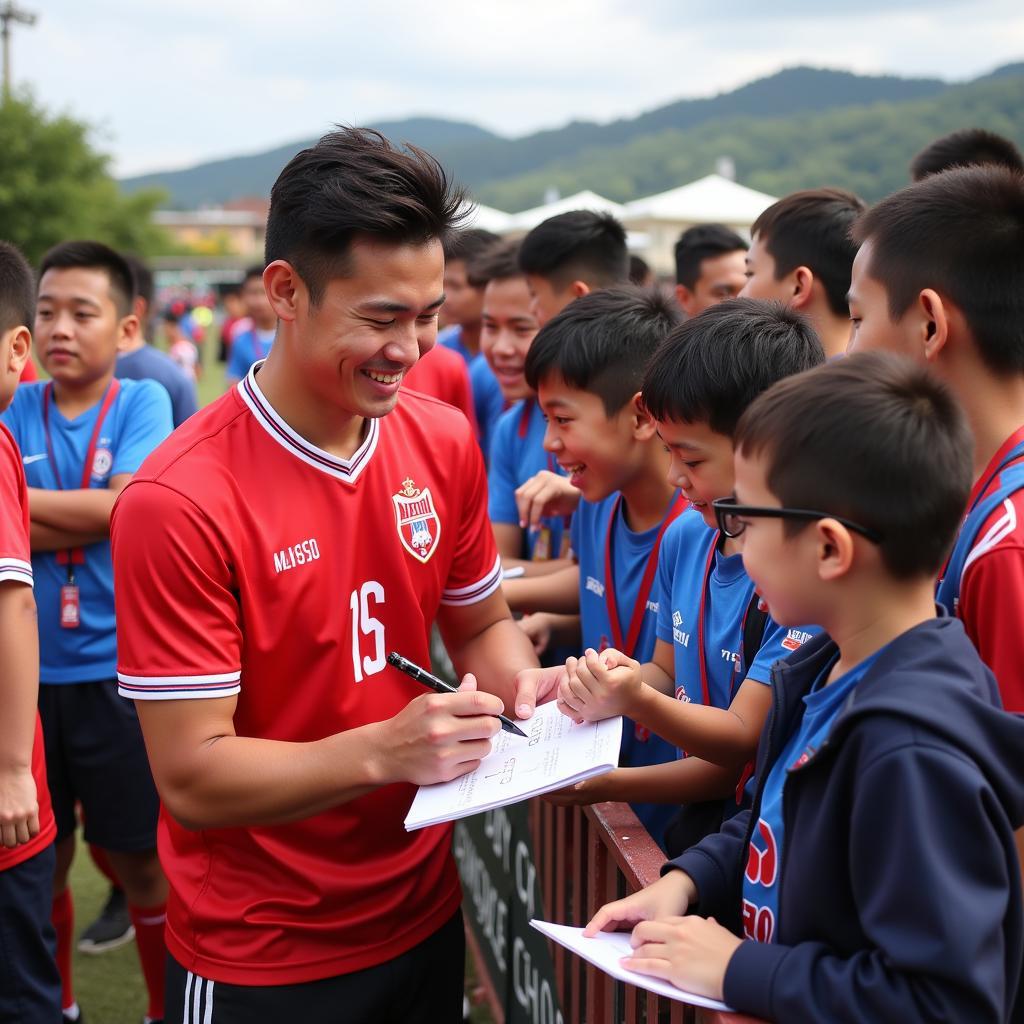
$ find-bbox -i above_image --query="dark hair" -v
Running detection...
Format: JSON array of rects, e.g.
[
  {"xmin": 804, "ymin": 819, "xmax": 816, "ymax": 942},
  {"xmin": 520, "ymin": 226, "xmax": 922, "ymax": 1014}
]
[
  {"xmin": 0, "ymin": 241, "xmax": 35, "ymax": 335},
  {"xmin": 524, "ymin": 287, "xmax": 681, "ymax": 416},
  {"xmin": 242, "ymin": 265, "xmax": 266, "ymax": 286},
  {"xmin": 443, "ymin": 227, "xmax": 500, "ymax": 264},
  {"xmin": 123, "ymin": 254, "xmax": 154, "ymax": 310},
  {"xmin": 853, "ymin": 165, "xmax": 1024, "ymax": 375},
  {"xmin": 674, "ymin": 224, "xmax": 748, "ymax": 288},
  {"xmin": 265, "ymin": 126, "xmax": 467, "ymax": 306},
  {"xmin": 751, "ymin": 188, "xmax": 865, "ymax": 317},
  {"xmin": 911, "ymin": 128, "xmax": 1024, "ymax": 181},
  {"xmin": 628, "ymin": 254, "xmax": 652, "ymax": 286},
  {"xmin": 39, "ymin": 241, "xmax": 135, "ymax": 317},
  {"xmin": 735, "ymin": 351, "xmax": 972, "ymax": 579},
  {"xmin": 518, "ymin": 211, "xmax": 628, "ymax": 289},
  {"xmin": 642, "ymin": 298, "xmax": 825, "ymax": 435},
  {"xmin": 466, "ymin": 239, "xmax": 523, "ymax": 289}
]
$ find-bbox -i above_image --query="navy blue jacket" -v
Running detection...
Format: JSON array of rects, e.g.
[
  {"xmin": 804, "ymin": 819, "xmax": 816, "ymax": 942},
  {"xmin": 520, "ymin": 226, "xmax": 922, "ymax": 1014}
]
[{"xmin": 669, "ymin": 617, "xmax": 1024, "ymax": 1022}]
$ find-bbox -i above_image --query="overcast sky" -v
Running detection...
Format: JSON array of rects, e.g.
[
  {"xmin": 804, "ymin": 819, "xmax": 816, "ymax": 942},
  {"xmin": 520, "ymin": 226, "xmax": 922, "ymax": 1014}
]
[{"xmin": 13, "ymin": 0, "xmax": 1024, "ymax": 177}]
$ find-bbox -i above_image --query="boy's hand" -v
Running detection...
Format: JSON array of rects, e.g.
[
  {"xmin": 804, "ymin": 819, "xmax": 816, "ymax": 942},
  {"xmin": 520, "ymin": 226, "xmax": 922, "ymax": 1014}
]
[
  {"xmin": 518, "ymin": 613, "xmax": 553, "ymax": 656},
  {"xmin": 512, "ymin": 665, "xmax": 566, "ymax": 720},
  {"xmin": 585, "ymin": 870, "xmax": 697, "ymax": 935},
  {"xmin": 558, "ymin": 648, "xmax": 643, "ymax": 721},
  {"xmin": 623, "ymin": 916, "xmax": 743, "ymax": 1001},
  {"xmin": 0, "ymin": 766, "xmax": 40, "ymax": 848},
  {"xmin": 515, "ymin": 471, "xmax": 580, "ymax": 532},
  {"xmin": 541, "ymin": 773, "xmax": 610, "ymax": 807}
]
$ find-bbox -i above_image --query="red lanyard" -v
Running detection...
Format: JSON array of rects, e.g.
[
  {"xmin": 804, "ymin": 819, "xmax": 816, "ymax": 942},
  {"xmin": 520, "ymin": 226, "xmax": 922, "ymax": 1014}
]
[
  {"xmin": 517, "ymin": 398, "xmax": 534, "ymax": 439},
  {"xmin": 603, "ymin": 492, "xmax": 685, "ymax": 657},
  {"xmin": 694, "ymin": 531, "xmax": 747, "ymax": 707},
  {"xmin": 43, "ymin": 379, "xmax": 121, "ymax": 567}
]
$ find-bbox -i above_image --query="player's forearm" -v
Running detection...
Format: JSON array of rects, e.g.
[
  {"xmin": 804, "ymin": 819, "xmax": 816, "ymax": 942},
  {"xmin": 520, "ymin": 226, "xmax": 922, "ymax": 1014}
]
[
  {"xmin": 504, "ymin": 565, "xmax": 580, "ymax": 614},
  {"xmin": 587, "ymin": 758, "xmax": 739, "ymax": 805},
  {"xmin": 28, "ymin": 486, "xmax": 118, "ymax": 533},
  {"xmin": 149, "ymin": 725, "xmax": 389, "ymax": 830},
  {"xmin": 30, "ymin": 522, "xmax": 108, "ymax": 552},
  {"xmin": 640, "ymin": 660, "xmax": 675, "ymax": 696},
  {"xmin": 630, "ymin": 687, "xmax": 758, "ymax": 767},
  {"xmin": 0, "ymin": 584, "xmax": 39, "ymax": 771},
  {"xmin": 448, "ymin": 617, "xmax": 539, "ymax": 713},
  {"xmin": 502, "ymin": 555, "xmax": 574, "ymax": 578}
]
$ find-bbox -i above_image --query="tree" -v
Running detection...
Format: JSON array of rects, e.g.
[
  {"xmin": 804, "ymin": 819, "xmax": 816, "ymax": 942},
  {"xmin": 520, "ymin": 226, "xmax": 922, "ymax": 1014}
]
[{"xmin": 0, "ymin": 90, "xmax": 170, "ymax": 263}]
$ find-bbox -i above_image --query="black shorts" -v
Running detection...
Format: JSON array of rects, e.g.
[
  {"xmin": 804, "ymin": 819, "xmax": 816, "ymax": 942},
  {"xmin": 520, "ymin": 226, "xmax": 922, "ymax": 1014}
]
[
  {"xmin": 38, "ymin": 679, "xmax": 160, "ymax": 850},
  {"xmin": 165, "ymin": 909, "xmax": 466, "ymax": 1024},
  {"xmin": 0, "ymin": 843, "xmax": 62, "ymax": 1023}
]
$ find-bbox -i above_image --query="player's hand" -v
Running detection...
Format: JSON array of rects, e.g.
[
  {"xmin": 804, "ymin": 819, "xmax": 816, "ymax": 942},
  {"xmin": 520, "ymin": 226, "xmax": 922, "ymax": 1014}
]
[
  {"xmin": 518, "ymin": 613, "xmax": 554, "ymax": 656},
  {"xmin": 558, "ymin": 648, "xmax": 641, "ymax": 722},
  {"xmin": 623, "ymin": 916, "xmax": 743, "ymax": 1001},
  {"xmin": 585, "ymin": 870, "xmax": 697, "ymax": 936},
  {"xmin": 513, "ymin": 664, "xmax": 566, "ymax": 721},
  {"xmin": 515, "ymin": 471, "xmax": 581, "ymax": 532},
  {"xmin": 0, "ymin": 766, "xmax": 40, "ymax": 848},
  {"xmin": 382, "ymin": 673, "xmax": 503, "ymax": 786}
]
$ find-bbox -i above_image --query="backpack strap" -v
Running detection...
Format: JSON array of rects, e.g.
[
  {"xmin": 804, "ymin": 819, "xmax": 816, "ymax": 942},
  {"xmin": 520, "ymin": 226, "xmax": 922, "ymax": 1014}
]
[{"xmin": 741, "ymin": 589, "xmax": 769, "ymax": 676}]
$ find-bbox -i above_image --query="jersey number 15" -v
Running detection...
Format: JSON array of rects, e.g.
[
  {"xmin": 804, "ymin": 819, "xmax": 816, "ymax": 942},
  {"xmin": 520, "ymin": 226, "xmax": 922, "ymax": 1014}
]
[{"xmin": 350, "ymin": 581, "xmax": 386, "ymax": 682}]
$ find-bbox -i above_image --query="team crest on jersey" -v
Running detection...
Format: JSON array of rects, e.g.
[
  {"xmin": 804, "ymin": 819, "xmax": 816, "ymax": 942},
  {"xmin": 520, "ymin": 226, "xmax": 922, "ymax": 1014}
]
[
  {"xmin": 92, "ymin": 448, "xmax": 113, "ymax": 478},
  {"xmin": 392, "ymin": 477, "xmax": 441, "ymax": 564},
  {"xmin": 781, "ymin": 628, "xmax": 814, "ymax": 652}
]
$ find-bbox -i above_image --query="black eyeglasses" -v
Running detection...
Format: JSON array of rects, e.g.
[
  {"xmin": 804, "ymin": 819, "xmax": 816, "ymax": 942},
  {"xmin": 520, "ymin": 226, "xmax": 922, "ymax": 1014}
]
[{"xmin": 711, "ymin": 498, "xmax": 884, "ymax": 543}]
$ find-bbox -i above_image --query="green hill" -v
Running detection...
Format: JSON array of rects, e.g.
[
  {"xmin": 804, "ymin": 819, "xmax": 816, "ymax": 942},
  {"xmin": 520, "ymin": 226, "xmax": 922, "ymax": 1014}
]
[{"xmin": 121, "ymin": 64, "xmax": 1024, "ymax": 210}]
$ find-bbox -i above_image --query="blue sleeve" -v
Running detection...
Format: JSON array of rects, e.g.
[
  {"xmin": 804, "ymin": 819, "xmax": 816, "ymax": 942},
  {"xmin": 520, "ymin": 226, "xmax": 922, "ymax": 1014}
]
[
  {"xmin": 722, "ymin": 746, "xmax": 1018, "ymax": 1022},
  {"xmin": 227, "ymin": 335, "xmax": 250, "ymax": 382},
  {"xmin": 472, "ymin": 362, "xmax": 504, "ymax": 459},
  {"xmin": 111, "ymin": 382, "xmax": 173, "ymax": 478},
  {"xmin": 746, "ymin": 621, "xmax": 820, "ymax": 685},
  {"xmin": 487, "ymin": 409, "xmax": 520, "ymax": 525},
  {"xmin": 655, "ymin": 523, "xmax": 679, "ymax": 644},
  {"xmin": 168, "ymin": 371, "xmax": 198, "ymax": 427}
]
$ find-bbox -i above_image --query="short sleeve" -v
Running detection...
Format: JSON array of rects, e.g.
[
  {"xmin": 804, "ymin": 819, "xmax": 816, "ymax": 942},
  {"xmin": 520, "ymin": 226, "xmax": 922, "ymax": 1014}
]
[
  {"xmin": 0, "ymin": 429, "xmax": 31, "ymax": 586},
  {"xmin": 110, "ymin": 382, "xmax": 173, "ymax": 478},
  {"xmin": 112, "ymin": 480, "xmax": 242, "ymax": 699},
  {"xmin": 440, "ymin": 428, "xmax": 502, "ymax": 607},
  {"xmin": 746, "ymin": 618, "xmax": 819, "ymax": 685},
  {"xmin": 654, "ymin": 523, "xmax": 680, "ymax": 644},
  {"xmin": 487, "ymin": 407, "xmax": 520, "ymax": 525}
]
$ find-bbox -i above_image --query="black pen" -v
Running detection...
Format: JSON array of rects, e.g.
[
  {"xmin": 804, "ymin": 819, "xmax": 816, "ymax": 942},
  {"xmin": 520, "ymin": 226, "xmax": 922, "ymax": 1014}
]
[{"xmin": 387, "ymin": 651, "xmax": 529, "ymax": 738}]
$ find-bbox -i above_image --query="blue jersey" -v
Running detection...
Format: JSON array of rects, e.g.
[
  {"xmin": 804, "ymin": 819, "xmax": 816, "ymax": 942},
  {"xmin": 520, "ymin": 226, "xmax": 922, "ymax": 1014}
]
[
  {"xmin": 3, "ymin": 379, "xmax": 173, "ymax": 683},
  {"xmin": 571, "ymin": 492, "xmax": 682, "ymax": 843},
  {"xmin": 741, "ymin": 650, "xmax": 879, "ymax": 944},
  {"xmin": 227, "ymin": 327, "xmax": 276, "ymax": 382},
  {"xmin": 469, "ymin": 354, "xmax": 504, "ymax": 463},
  {"xmin": 655, "ymin": 510, "xmax": 817, "ymax": 722},
  {"xmin": 488, "ymin": 400, "xmax": 566, "ymax": 561}
]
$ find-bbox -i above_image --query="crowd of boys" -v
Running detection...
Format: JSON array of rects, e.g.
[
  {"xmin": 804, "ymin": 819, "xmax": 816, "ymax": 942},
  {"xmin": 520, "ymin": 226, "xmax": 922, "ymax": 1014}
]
[{"xmin": 0, "ymin": 124, "xmax": 1021, "ymax": 1023}]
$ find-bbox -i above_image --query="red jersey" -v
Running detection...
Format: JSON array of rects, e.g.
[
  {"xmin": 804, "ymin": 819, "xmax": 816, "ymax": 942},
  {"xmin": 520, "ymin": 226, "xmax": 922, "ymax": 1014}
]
[
  {"xmin": 0, "ymin": 422, "xmax": 56, "ymax": 872},
  {"xmin": 111, "ymin": 367, "xmax": 501, "ymax": 985},
  {"xmin": 958, "ymin": 479, "xmax": 1024, "ymax": 713},
  {"xmin": 403, "ymin": 344, "xmax": 478, "ymax": 433}
]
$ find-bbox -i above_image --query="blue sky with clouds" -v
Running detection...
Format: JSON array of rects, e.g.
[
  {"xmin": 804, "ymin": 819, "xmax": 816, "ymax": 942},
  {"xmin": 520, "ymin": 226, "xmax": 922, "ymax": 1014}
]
[{"xmin": 13, "ymin": 0, "xmax": 1024, "ymax": 176}]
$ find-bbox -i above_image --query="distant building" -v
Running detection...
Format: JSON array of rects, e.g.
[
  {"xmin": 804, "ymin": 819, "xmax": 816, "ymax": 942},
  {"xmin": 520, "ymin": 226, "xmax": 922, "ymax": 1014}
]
[{"xmin": 153, "ymin": 198, "xmax": 268, "ymax": 258}]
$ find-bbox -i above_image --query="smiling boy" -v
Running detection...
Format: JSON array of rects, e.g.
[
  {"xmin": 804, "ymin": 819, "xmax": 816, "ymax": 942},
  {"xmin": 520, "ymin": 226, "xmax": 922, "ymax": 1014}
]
[{"xmin": 111, "ymin": 128, "xmax": 540, "ymax": 1024}]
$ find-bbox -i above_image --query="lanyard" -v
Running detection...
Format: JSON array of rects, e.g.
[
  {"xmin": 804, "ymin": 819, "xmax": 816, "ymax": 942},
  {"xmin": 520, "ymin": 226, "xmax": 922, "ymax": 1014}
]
[
  {"xmin": 517, "ymin": 398, "xmax": 534, "ymax": 439},
  {"xmin": 695, "ymin": 531, "xmax": 747, "ymax": 708},
  {"xmin": 603, "ymin": 491, "xmax": 685, "ymax": 657},
  {"xmin": 43, "ymin": 379, "xmax": 121, "ymax": 569}
]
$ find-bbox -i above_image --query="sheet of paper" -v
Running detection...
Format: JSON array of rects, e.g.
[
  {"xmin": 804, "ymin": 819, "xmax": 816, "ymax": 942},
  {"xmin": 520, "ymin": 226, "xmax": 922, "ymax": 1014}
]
[
  {"xmin": 530, "ymin": 920, "xmax": 734, "ymax": 1013},
  {"xmin": 404, "ymin": 701, "xmax": 622, "ymax": 830}
]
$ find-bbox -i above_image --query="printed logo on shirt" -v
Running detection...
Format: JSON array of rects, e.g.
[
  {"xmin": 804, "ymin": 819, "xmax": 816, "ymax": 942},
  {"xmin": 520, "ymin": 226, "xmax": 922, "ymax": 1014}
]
[
  {"xmin": 672, "ymin": 610, "xmax": 690, "ymax": 648},
  {"xmin": 273, "ymin": 538, "xmax": 321, "ymax": 574},
  {"xmin": 721, "ymin": 648, "xmax": 739, "ymax": 664},
  {"xmin": 781, "ymin": 628, "xmax": 814, "ymax": 652},
  {"xmin": 392, "ymin": 477, "xmax": 441, "ymax": 564},
  {"xmin": 22, "ymin": 453, "xmax": 47, "ymax": 465},
  {"xmin": 646, "ymin": 599, "xmax": 659, "ymax": 614},
  {"xmin": 585, "ymin": 575, "xmax": 605, "ymax": 597},
  {"xmin": 674, "ymin": 685, "xmax": 692, "ymax": 704},
  {"xmin": 92, "ymin": 448, "xmax": 113, "ymax": 478}
]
